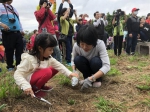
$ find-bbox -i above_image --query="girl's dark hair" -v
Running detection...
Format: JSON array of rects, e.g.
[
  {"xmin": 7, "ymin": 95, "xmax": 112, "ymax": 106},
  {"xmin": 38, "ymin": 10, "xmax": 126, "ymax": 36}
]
[
  {"xmin": 76, "ymin": 25, "xmax": 98, "ymax": 47},
  {"xmin": 29, "ymin": 33, "xmax": 57, "ymax": 64}
]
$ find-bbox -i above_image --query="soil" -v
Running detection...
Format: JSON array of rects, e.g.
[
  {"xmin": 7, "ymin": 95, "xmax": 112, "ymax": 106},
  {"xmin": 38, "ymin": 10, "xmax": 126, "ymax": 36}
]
[{"xmin": 1, "ymin": 52, "xmax": 150, "ymax": 112}]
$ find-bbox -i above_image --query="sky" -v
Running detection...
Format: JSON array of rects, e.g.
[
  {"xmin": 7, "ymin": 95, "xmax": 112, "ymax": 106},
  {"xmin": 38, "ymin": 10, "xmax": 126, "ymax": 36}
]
[{"xmin": 10, "ymin": 0, "xmax": 150, "ymax": 32}]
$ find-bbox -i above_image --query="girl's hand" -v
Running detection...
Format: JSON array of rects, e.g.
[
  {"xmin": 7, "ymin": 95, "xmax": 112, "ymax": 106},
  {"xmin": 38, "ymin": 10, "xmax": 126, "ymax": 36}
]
[
  {"xmin": 24, "ymin": 88, "xmax": 34, "ymax": 97},
  {"xmin": 69, "ymin": 72, "xmax": 79, "ymax": 79}
]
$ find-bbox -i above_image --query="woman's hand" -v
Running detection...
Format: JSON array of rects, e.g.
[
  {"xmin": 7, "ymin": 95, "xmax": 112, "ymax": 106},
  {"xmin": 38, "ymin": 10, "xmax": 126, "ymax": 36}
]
[
  {"xmin": 42, "ymin": 2, "xmax": 47, "ymax": 8},
  {"xmin": 62, "ymin": 0, "xmax": 65, "ymax": 3},
  {"xmin": 74, "ymin": 10, "xmax": 77, "ymax": 16},
  {"xmin": 24, "ymin": 88, "xmax": 34, "ymax": 98}
]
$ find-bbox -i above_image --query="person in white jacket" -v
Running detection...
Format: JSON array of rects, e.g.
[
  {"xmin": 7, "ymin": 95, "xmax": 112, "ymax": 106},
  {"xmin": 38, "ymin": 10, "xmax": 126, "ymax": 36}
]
[{"xmin": 14, "ymin": 33, "xmax": 78, "ymax": 97}]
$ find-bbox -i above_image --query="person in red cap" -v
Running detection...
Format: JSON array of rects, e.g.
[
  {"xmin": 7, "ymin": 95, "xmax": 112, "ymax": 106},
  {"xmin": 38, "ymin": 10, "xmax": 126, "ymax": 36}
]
[{"xmin": 126, "ymin": 8, "xmax": 140, "ymax": 55}]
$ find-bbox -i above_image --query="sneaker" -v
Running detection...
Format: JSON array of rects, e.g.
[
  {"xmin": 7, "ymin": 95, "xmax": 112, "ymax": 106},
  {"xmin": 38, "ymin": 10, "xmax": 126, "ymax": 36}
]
[
  {"xmin": 34, "ymin": 91, "xmax": 46, "ymax": 97},
  {"xmin": 130, "ymin": 52, "xmax": 135, "ymax": 55},
  {"xmin": 41, "ymin": 86, "xmax": 53, "ymax": 92},
  {"xmin": 93, "ymin": 82, "xmax": 102, "ymax": 88},
  {"xmin": 66, "ymin": 63, "xmax": 71, "ymax": 66},
  {"xmin": 7, "ymin": 68, "xmax": 14, "ymax": 71}
]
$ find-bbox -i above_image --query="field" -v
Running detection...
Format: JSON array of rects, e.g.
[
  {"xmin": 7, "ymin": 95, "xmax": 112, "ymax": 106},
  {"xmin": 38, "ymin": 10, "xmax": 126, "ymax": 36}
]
[{"xmin": 1, "ymin": 50, "xmax": 150, "ymax": 112}]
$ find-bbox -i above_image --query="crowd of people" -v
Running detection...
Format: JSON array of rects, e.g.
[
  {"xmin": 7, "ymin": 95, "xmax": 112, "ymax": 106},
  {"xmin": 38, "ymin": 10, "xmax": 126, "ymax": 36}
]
[{"xmin": 0, "ymin": 0, "xmax": 150, "ymax": 99}]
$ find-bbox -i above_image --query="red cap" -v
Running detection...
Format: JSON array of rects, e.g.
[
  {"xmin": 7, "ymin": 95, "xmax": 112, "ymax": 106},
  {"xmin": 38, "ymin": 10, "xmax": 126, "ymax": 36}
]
[{"xmin": 132, "ymin": 8, "xmax": 139, "ymax": 12}]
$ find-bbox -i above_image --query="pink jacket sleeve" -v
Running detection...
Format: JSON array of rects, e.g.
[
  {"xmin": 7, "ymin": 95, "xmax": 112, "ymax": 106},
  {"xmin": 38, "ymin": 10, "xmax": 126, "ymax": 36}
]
[{"xmin": 34, "ymin": 7, "xmax": 46, "ymax": 22}]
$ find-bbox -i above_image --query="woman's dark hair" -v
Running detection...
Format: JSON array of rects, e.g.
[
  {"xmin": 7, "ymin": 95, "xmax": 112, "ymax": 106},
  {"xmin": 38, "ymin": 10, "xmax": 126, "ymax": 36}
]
[
  {"xmin": 76, "ymin": 25, "xmax": 98, "ymax": 47},
  {"xmin": 60, "ymin": 8, "xmax": 67, "ymax": 17},
  {"xmin": 39, "ymin": 0, "xmax": 47, "ymax": 6},
  {"xmin": 29, "ymin": 33, "xmax": 57, "ymax": 64}
]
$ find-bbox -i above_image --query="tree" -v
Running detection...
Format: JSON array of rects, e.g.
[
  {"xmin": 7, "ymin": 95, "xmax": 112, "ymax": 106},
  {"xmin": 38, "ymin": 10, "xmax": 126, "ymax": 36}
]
[
  {"xmin": 105, "ymin": 12, "xmax": 113, "ymax": 36},
  {"xmin": 24, "ymin": 30, "xmax": 34, "ymax": 41}
]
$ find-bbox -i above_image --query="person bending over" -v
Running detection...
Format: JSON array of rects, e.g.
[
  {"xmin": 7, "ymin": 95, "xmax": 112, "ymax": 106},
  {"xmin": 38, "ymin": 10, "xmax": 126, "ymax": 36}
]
[
  {"xmin": 71, "ymin": 25, "xmax": 110, "ymax": 90},
  {"xmin": 14, "ymin": 33, "xmax": 79, "ymax": 97}
]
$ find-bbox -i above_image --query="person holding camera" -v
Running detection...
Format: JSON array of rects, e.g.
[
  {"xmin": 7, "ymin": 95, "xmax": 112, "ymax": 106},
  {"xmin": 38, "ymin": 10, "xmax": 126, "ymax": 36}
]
[
  {"xmin": 34, "ymin": 0, "xmax": 62, "ymax": 63},
  {"xmin": 59, "ymin": 8, "xmax": 78, "ymax": 66},
  {"xmin": 93, "ymin": 11, "xmax": 105, "ymax": 40},
  {"xmin": 112, "ymin": 9, "xmax": 127, "ymax": 56},
  {"xmin": 0, "ymin": 0, "xmax": 24, "ymax": 71},
  {"xmin": 126, "ymin": 8, "xmax": 140, "ymax": 55},
  {"xmin": 93, "ymin": 11, "xmax": 108, "ymax": 45}
]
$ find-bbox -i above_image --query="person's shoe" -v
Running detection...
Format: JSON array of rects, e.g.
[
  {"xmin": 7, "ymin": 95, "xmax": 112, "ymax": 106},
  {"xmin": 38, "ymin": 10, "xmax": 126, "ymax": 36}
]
[
  {"xmin": 41, "ymin": 86, "xmax": 53, "ymax": 92},
  {"xmin": 7, "ymin": 68, "xmax": 14, "ymax": 71},
  {"xmin": 125, "ymin": 52, "xmax": 130, "ymax": 55},
  {"xmin": 34, "ymin": 91, "xmax": 46, "ymax": 97},
  {"xmin": 93, "ymin": 82, "xmax": 102, "ymax": 88},
  {"xmin": 66, "ymin": 63, "xmax": 71, "ymax": 66},
  {"xmin": 130, "ymin": 52, "xmax": 135, "ymax": 55},
  {"xmin": 0, "ymin": 68, "xmax": 1, "ymax": 72}
]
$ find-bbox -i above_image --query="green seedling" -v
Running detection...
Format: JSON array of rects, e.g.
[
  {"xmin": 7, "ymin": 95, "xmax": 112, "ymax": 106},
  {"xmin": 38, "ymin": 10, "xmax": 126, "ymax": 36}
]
[
  {"xmin": 68, "ymin": 99, "xmax": 76, "ymax": 105},
  {"xmin": 136, "ymin": 85, "xmax": 150, "ymax": 90}
]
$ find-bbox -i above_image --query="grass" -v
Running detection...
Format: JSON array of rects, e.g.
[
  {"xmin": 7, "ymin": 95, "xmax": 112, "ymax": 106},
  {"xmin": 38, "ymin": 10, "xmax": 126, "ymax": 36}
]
[
  {"xmin": 0, "ymin": 64, "xmax": 22, "ymax": 99},
  {"xmin": 110, "ymin": 58, "xmax": 117, "ymax": 65},
  {"xmin": 95, "ymin": 97, "xmax": 124, "ymax": 112},
  {"xmin": 0, "ymin": 104, "xmax": 7, "ymax": 111},
  {"xmin": 54, "ymin": 74, "xmax": 71, "ymax": 86},
  {"xmin": 136, "ymin": 74, "xmax": 150, "ymax": 90},
  {"xmin": 107, "ymin": 67, "xmax": 121, "ymax": 76},
  {"xmin": 129, "ymin": 56, "xmax": 137, "ymax": 62}
]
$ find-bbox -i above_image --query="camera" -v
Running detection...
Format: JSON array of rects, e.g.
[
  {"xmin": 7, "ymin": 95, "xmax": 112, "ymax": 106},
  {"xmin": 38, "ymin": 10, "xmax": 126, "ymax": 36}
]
[
  {"xmin": 41, "ymin": 0, "xmax": 52, "ymax": 7},
  {"xmin": 42, "ymin": 27, "xmax": 47, "ymax": 33},
  {"xmin": 113, "ymin": 9, "xmax": 124, "ymax": 26},
  {"xmin": 114, "ymin": 9, "xmax": 124, "ymax": 17},
  {"xmin": 46, "ymin": 1, "xmax": 52, "ymax": 7},
  {"xmin": 101, "ymin": 13, "xmax": 105, "ymax": 18},
  {"xmin": 9, "ymin": 18, "xmax": 16, "ymax": 23}
]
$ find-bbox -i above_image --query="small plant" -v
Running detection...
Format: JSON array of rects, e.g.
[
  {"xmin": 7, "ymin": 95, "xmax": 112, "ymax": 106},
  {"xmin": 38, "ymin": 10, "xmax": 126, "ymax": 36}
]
[
  {"xmin": 107, "ymin": 68, "xmax": 121, "ymax": 76},
  {"xmin": 0, "ymin": 104, "xmax": 7, "ymax": 111},
  {"xmin": 68, "ymin": 99, "xmax": 76, "ymax": 105},
  {"xmin": 95, "ymin": 97, "xmax": 123, "ymax": 112},
  {"xmin": 136, "ymin": 74, "xmax": 150, "ymax": 91},
  {"xmin": 110, "ymin": 58, "xmax": 117, "ymax": 65},
  {"xmin": 136, "ymin": 85, "xmax": 150, "ymax": 90}
]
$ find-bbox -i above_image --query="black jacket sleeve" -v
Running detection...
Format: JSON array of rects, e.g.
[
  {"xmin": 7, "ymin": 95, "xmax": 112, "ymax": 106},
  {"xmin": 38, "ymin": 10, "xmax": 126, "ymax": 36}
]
[{"xmin": 69, "ymin": 3, "xmax": 73, "ymax": 18}]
